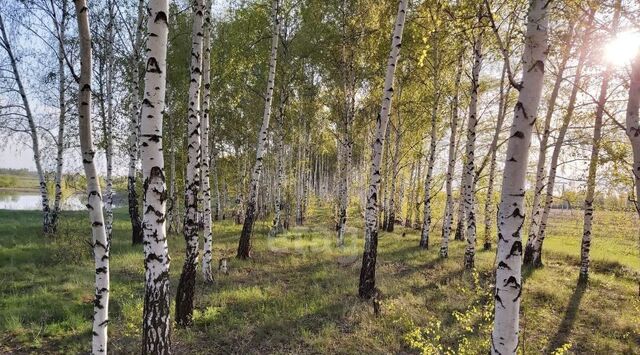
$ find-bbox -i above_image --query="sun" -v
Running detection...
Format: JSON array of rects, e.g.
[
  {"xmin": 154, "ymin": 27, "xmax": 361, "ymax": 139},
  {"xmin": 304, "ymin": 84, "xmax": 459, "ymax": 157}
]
[{"xmin": 604, "ymin": 31, "xmax": 640, "ymax": 66}]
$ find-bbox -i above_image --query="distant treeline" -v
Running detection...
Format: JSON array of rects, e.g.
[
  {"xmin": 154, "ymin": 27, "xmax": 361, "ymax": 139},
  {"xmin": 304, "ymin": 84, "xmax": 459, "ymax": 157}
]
[{"xmin": 0, "ymin": 168, "xmax": 36, "ymax": 177}]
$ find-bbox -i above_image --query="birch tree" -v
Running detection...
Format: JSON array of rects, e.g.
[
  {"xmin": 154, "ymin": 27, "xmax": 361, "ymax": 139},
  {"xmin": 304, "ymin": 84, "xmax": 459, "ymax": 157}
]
[
  {"xmin": 236, "ymin": 0, "xmax": 280, "ymax": 259},
  {"xmin": 440, "ymin": 51, "xmax": 463, "ymax": 257},
  {"xmin": 523, "ymin": 10, "xmax": 594, "ymax": 267},
  {"xmin": 50, "ymin": 0, "xmax": 69, "ymax": 233},
  {"xmin": 201, "ymin": 0, "xmax": 214, "ymax": 284},
  {"xmin": 526, "ymin": 20, "xmax": 575, "ymax": 249},
  {"xmin": 462, "ymin": 27, "xmax": 483, "ymax": 269},
  {"xmin": 140, "ymin": 0, "xmax": 172, "ymax": 352},
  {"xmin": 490, "ymin": 0, "xmax": 550, "ymax": 352},
  {"xmin": 0, "ymin": 13, "xmax": 52, "ymax": 234},
  {"xmin": 129, "ymin": 0, "xmax": 145, "ymax": 245},
  {"xmin": 73, "ymin": 0, "xmax": 110, "ymax": 352},
  {"xmin": 358, "ymin": 0, "xmax": 407, "ymax": 299},
  {"xmin": 176, "ymin": 0, "xmax": 205, "ymax": 326},
  {"xmin": 580, "ymin": 0, "xmax": 621, "ymax": 280}
]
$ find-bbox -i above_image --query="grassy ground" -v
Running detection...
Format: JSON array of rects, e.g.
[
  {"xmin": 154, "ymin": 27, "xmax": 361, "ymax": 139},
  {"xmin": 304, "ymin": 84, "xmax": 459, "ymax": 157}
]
[{"xmin": 0, "ymin": 202, "xmax": 638, "ymax": 354}]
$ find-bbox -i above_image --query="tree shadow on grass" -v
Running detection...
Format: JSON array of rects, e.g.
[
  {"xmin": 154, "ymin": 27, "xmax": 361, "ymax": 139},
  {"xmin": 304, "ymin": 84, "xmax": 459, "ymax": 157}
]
[{"xmin": 545, "ymin": 279, "xmax": 587, "ymax": 353}]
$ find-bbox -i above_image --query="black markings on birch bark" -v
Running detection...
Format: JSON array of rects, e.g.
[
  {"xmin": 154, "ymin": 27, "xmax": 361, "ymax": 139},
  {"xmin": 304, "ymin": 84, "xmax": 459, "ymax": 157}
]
[
  {"xmin": 580, "ymin": 0, "xmax": 620, "ymax": 281},
  {"xmin": 129, "ymin": 0, "xmax": 145, "ymax": 246},
  {"xmin": 140, "ymin": 0, "xmax": 172, "ymax": 353},
  {"xmin": 201, "ymin": 0, "xmax": 214, "ymax": 283},
  {"xmin": 440, "ymin": 50, "xmax": 464, "ymax": 257},
  {"xmin": 237, "ymin": 0, "xmax": 281, "ymax": 259},
  {"xmin": 359, "ymin": 0, "xmax": 407, "ymax": 299},
  {"xmin": 491, "ymin": 0, "xmax": 549, "ymax": 353},
  {"xmin": 176, "ymin": 0, "xmax": 206, "ymax": 326},
  {"xmin": 463, "ymin": 23, "xmax": 483, "ymax": 269},
  {"xmin": 524, "ymin": 9, "xmax": 594, "ymax": 268},
  {"xmin": 73, "ymin": 1, "xmax": 110, "ymax": 352}
]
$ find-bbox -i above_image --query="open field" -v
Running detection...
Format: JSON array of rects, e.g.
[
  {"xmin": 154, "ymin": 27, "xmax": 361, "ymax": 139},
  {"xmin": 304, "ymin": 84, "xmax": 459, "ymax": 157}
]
[{"xmin": 0, "ymin": 203, "xmax": 638, "ymax": 354}]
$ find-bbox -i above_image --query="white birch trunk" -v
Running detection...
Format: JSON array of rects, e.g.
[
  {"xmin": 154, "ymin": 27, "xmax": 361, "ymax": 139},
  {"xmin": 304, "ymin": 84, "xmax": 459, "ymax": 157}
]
[
  {"xmin": 491, "ymin": 0, "xmax": 549, "ymax": 352},
  {"xmin": 237, "ymin": 0, "xmax": 280, "ymax": 258},
  {"xmin": 524, "ymin": 11, "xmax": 593, "ymax": 267},
  {"xmin": 581, "ymin": 1, "xmax": 620, "ymax": 279},
  {"xmin": 140, "ymin": 1, "xmax": 172, "ymax": 353},
  {"xmin": 129, "ymin": 0, "xmax": 145, "ymax": 245},
  {"xmin": 420, "ymin": 96, "xmax": 439, "ymax": 249},
  {"xmin": 270, "ymin": 89, "xmax": 287, "ymax": 237},
  {"xmin": 440, "ymin": 52, "xmax": 463, "ymax": 257},
  {"xmin": 463, "ymin": 34, "xmax": 482, "ymax": 269},
  {"xmin": 104, "ymin": 0, "xmax": 115, "ymax": 244},
  {"xmin": 483, "ymin": 62, "xmax": 510, "ymax": 250},
  {"xmin": 358, "ymin": 0, "xmax": 407, "ymax": 299},
  {"xmin": 176, "ymin": 0, "xmax": 205, "ymax": 326},
  {"xmin": 52, "ymin": 1, "xmax": 68, "ymax": 231},
  {"xmin": 404, "ymin": 160, "xmax": 415, "ymax": 227},
  {"xmin": 0, "ymin": 14, "xmax": 51, "ymax": 233},
  {"xmin": 386, "ymin": 119, "xmax": 402, "ymax": 232},
  {"xmin": 201, "ymin": 0, "xmax": 214, "ymax": 283},
  {"xmin": 526, "ymin": 23, "xmax": 575, "ymax": 249},
  {"xmin": 74, "ymin": 2, "xmax": 110, "ymax": 352}
]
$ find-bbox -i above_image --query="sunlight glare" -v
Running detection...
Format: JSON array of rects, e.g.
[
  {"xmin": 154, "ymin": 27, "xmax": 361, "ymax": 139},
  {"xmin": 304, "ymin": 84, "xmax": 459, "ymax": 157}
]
[{"xmin": 604, "ymin": 31, "xmax": 640, "ymax": 66}]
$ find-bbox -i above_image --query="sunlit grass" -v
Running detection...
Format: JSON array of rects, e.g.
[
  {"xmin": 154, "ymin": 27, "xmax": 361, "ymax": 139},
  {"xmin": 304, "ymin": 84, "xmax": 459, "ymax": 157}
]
[{"xmin": 0, "ymin": 204, "xmax": 638, "ymax": 353}]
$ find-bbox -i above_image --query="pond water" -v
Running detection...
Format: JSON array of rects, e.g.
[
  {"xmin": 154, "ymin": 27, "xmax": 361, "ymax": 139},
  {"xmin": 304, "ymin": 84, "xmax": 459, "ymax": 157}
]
[{"xmin": 0, "ymin": 192, "xmax": 122, "ymax": 211}]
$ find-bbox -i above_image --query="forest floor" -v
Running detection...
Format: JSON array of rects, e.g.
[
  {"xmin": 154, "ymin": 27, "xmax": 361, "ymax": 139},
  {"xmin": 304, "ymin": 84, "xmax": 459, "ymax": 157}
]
[{"xmin": 0, "ymin": 202, "xmax": 639, "ymax": 354}]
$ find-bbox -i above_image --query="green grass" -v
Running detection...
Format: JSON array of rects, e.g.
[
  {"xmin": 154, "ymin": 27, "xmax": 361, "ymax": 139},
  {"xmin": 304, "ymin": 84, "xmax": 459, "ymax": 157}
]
[
  {"xmin": 0, "ymin": 203, "xmax": 638, "ymax": 354},
  {"xmin": 0, "ymin": 173, "xmax": 40, "ymax": 190}
]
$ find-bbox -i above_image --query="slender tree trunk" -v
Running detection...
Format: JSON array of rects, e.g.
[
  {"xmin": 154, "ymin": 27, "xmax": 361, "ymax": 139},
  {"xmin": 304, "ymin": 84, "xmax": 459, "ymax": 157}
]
[
  {"xmin": 440, "ymin": 52, "xmax": 463, "ymax": 257},
  {"xmin": 201, "ymin": 0, "xmax": 214, "ymax": 284},
  {"xmin": 103, "ymin": 0, "xmax": 115, "ymax": 244},
  {"xmin": 463, "ymin": 32, "xmax": 482, "ymax": 269},
  {"xmin": 51, "ymin": 0, "xmax": 68, "ymax": 232},
  {"xmin": 386, "ymin": 119, "xmax": 402, "ymax": 233},
  {"xmin": 358, "ymin": 0, "xmax": 407, "ymax": 299},
  {"xmin": 483, "ymin": 63, "xmax": 510, "ymax": 251},
  {"xmin": 524, "ymin": 11, "xmax": 593, "ymax": 267},
  {"xmin": 129, "ymin": 0, "xmax": 145, "ymax": 245},
  {"xmin": 140, "ymin": 0, "xmax": 172, "ymax": 352},
  {"xmin": 526, "ymin": 22, "xmax": 575, "ymax": 250},
  {"xmin": 270, "ymin": 88, "xmax": 287, "ymax": 237},
  {"xmin": 413, "ymin": 155, "xmax": 423, "ymax": 229},
  {"xmin": 581, "ymin": 1, "xmax": 620, "ymax": 281},
  {"xmin": 74, "ymin": 2, "xmax": 110, "ymax": 352},
  {"xmin": 336, "ymin": 0, "xmax": 355, "ymax": 246},
  {"xmin": 168, "ymin": 123, "xmax": 178, "ymax": 234},
  {"xmin": 176, "ymin": 0, "xmax": 205, "ymax": 326},
  {"xmin": 404, "ymin": 160, "xmax": 415, "ymax": 227},
  {"xmin": 625, "ymin": 51, "xmax": 640, "ymax": 299},
  {"xmin": 237, "ymin": 0, "xmax": 280, "ymax": 259},
  {"xmin": 0, "ymin": 14, "xmax": 51, "ymax": 234},
  {"xmin": 491, "ymin": 0, "xmax": 549, "ymax": 352},
  {"xmin": 420, "ymin": 95, "xmax": 439, "ymax": 249}
]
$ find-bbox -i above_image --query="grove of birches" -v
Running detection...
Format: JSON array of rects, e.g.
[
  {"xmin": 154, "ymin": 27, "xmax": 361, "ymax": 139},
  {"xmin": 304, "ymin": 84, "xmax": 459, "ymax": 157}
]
[{"xmin": 1, "ymin": 0, "xmax": 640, "ymax": 354}]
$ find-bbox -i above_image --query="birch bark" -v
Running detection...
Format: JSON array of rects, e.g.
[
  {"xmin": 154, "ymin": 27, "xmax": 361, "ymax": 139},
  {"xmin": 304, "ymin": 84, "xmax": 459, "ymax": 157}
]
[
  {"xmin": 140, "ymin": 0, "xmax": 172, "ymax": 352},
  {"xmin": 129, "ymin": 0, "xmax": 145, "ymax": 245},
  {"xmin": 358, "ymin": 0, "xmax": 407, "ymax": 299},
  {"xmin": 237, "ymin": 0, "xmax": 280, "ymax": 258},
  {"xmin": 580, "ymin": 0, "xmax": 620, "ymax": 280},
  {"xmin": 176, "ymin": 0, "xmax": 205, "ymax": 326},
  {"xmin": 463, "ymin": 32, "xmax": 483, "ymax": 269},
  {"xmin": 491, "ymin": 1, "xmax": 549, "ymax": 352},
  {"xmin": 440, "ymin": 52, "xmax": 463, "ymax": 257},
  {"xmin": 74, "ymin": 1, "xmax": 110, "ymax": 352},
  {"xmin": 524, "ymin": 11, "xmax": 594, "ymax": 267},
  {"xmin": 201, "ymin": 0, "xmax": 214, "ymax": 283}
]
